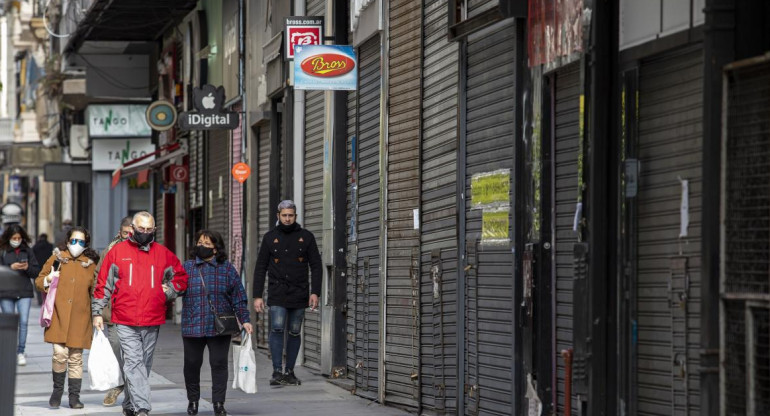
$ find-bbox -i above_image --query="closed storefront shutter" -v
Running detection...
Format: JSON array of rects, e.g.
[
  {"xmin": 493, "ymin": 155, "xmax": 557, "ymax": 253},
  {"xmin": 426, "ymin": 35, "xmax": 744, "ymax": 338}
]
[
  {"xmin": 420, "ymin": 0, "xmax": 459, "ymax": 413},
  {"xmin": 346, "ymin": 35, "xmax": 381, "ymax": 399},
  {"xmin": 207, "ymin": 131, "xmax": 231, "ymax": 249},
  {"xmin": 256, "ymin": 123, "xmax": 272, "ymax": 349},
  {"xmin": 552, "ymin": 62, "xmax": 580, "ymax": 414},
  {"xmin": 155, "ymin": 192, "xmax": 164, "ymax": 245},
  {"xmin": 230, "ymin": 105, "xmax": 243, "ymax": 273},
  {"xmin": 463, "ymin": 21, "xmax": 515, "ymax": 416},
  {"xmin": 384, "ymin": 0, "xmax": 421, "ymax": 409},
  {"xmin": 721, "ymin": 59, "xmax": 770, "ymax": 415},
  {"xmin": 635, "ymin": 45, "xmax": 702, "ymax": 415},
  {"xmin": 302, "ymin": 0, "xmax": 325, "ymax": 371},
  {"xmin": 346, "ymin": 74, "xmax": 358, "ymax": 380}
]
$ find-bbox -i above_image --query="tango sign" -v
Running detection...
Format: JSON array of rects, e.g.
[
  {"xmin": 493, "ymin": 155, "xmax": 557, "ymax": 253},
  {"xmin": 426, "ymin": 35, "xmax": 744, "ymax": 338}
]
[{"xmin": 294, "ymin": 45, "xmax": 357, "ymax": 91}]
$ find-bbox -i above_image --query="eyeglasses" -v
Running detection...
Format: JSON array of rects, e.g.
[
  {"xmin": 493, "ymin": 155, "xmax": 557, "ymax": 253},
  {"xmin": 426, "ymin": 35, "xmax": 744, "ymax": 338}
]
[
  {"xmin": 133, "ymin": 225, "xmax": 155, "ymax": 233},
  {"xmin": 70, "ymin": 239, "xmax": 86, "ymax": 247}
]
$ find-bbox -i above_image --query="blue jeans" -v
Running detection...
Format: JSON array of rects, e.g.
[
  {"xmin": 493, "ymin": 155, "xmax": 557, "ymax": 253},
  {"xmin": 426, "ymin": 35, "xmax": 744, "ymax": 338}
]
[
  {"xmin": 268, "ymin": 306, "xmax": 305, "ymax": 373},
  {"xmin": 1, "ymin": 297, "xmax": 31, "ymax": 354}
]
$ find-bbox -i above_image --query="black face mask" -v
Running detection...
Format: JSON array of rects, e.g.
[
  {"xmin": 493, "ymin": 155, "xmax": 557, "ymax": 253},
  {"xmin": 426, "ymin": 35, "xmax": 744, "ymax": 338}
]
[
  {"xmin": 133, "ymin": 231, "xmax": 155, "ymax": 246},
  {"xmin": 195, "ymin": 245, "xmax": 215, "ymax": 260}
]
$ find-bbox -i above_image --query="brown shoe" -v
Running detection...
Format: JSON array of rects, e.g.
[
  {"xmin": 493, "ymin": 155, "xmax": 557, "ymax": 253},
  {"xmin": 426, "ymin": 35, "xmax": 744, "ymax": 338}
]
[{"xmin": 103, "ymin": 385, "xmax": 124, "ymax": 406}]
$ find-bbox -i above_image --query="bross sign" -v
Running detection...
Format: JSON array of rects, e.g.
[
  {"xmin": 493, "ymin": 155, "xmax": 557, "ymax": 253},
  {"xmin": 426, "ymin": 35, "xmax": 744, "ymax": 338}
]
[{"xmin": 300, "ymin": 54, "xmax": 355, "ymax": 77}]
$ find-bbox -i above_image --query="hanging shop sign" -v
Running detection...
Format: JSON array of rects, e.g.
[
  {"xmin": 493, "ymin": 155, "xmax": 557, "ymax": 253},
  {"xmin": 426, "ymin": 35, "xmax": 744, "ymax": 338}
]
[
  {"xmin": 87, "ymin": 104, "xmax": 152, "ymax": 137},
  {"xmin": 146, "ymin": 100, "xmax": 178, "ymax": 131},
  {"xmin": 170, "ymin": 164, "xmax": 189, "ymax": 182},
  {"xmin": 92, "ymin": 138, "xmax": 155, "ymax": 171},
  {"xmin": 285, "ymin": 16, "xmax": 324, "ymax": 60},
  {"xmin": 294, "ymin": 45, "xmax": 357, "ymax": 90},
  {"xmin": 178, "ymin": 84, "xmax": 240, "ymax": 130},
  {"xmin": 231, "ymin": 162, "xmax": 251, "ymax": 183}
]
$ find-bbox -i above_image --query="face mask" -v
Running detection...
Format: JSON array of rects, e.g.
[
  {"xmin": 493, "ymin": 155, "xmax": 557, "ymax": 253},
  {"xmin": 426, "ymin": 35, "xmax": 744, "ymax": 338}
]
[
  {"xmin": 195, "ymin": 246, "xmax": 215, "ymax": 260},
  {"xmin": 9, "ymin": 240, "xmax": 21, "ymax": 248},
  {"xmin": 133, "ymin": 231, "xmax": 155, "ymax": 246},
  {"xmin": 68, "ymin": 244, "xmax": 86, "ymax": 258}
]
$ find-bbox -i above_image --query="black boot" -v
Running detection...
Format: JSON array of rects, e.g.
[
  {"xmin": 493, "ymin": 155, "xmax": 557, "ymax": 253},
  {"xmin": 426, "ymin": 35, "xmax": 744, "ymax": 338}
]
[
  {"xmin": 213, "ymin": 402, "xmax": 227, "ymax": 416},
  {"xmin": 68, "ymin": 378, "xmax": 84, "ymax": 409},
  {"xmin": 49, "ymin": 371, "xmax": 66, "ymax": 408},
  {"xmin": 187, "ymin": 401, "xmax": 198, "ymax": 415}
]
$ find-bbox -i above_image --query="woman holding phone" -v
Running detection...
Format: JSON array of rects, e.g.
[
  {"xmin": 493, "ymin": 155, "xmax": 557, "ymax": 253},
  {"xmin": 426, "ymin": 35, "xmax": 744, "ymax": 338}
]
[{"xmin": 0, "ymin": 223, "xmax": 41, "ymax": 366}]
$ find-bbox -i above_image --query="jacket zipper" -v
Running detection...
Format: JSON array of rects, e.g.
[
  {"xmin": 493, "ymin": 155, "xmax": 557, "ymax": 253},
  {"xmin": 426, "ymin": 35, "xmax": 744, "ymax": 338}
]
[
  {"xmin": 129, "ymin": 263, "xmax": 133, "ymax": 286},
  {"xmin": 151, "ymin": 265, "xmax": 155, "ymax": 289}
]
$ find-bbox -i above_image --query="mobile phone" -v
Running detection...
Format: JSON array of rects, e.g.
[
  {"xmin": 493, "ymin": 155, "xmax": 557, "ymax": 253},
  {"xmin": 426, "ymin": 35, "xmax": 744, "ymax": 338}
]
[{"xmin": 19, "ymin": 258, "xmax": 28, "ymax": 263}]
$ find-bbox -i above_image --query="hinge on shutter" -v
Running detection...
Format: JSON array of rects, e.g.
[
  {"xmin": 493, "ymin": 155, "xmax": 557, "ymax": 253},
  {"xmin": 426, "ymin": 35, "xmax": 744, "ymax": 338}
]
[
  {"xmin": 464, "ymin": 238, "xmax": 478, "ymax": 274},
  {"xmin": 572, "ymin": 242, "xmax": 590, "ymax": 396},
  {"xmin": 522, "ymin": 244, "xmax": 536, "ymax": 326}
]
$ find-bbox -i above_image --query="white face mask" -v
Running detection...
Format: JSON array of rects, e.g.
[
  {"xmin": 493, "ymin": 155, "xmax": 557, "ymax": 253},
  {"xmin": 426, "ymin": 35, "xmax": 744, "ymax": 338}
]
[
  {"xmin": 68, "ymin": 244, "xmax": 86, "ymax": 258},
  {"xmin": 9, "ymin": 240, "xmax": 21, "ymax": 248}
]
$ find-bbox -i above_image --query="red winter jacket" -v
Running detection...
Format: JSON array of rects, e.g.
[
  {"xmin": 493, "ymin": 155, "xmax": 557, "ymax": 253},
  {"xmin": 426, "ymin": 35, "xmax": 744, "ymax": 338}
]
[{"xmin": 92, "ymin": 239, "xmax": 188, "ymax": 326}]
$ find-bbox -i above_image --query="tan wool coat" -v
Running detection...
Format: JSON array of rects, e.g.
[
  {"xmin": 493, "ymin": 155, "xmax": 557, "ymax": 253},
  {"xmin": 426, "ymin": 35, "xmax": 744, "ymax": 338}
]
[{"xmin": 35, "ymin": 248, "xmax": 96, "ymax": 350}]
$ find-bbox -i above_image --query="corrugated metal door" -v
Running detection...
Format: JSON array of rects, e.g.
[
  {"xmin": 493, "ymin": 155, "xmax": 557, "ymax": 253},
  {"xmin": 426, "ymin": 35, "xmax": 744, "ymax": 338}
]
[
  {"xmin": 256, "ymin": 123, "xmax": 272, "ymax": 349},
  {"xmin": 552, "ymin": 62, "xmax": 580, "ymax": 414},
  {"xmin": 347, "ymin": 35, "xmax": 381, "ymax": 399},
  {"xmin": 721, "ymin": 59, "xmax": 770, "ymax": 415},
  {"xmin": 230, "ymin": 105, "xmax": 243, "ymax": 273},
  {"xmin": 420, "ymin": 0, "xmax": 459, "ymax": 413},
  {"xmin": 302, "ymin": 0, "xmax": 325, "ymax": 371},
  {"xmin": 463, "ymin": 21, "xmax": 516, "ymax": 416},
  {"xmin": 385, "ymin": 0, "xmax": 421, "ymax": 409},
  {"xmin": 207, "ymin": 130, "xmax": 231, "ymax": 249},
  {"xmin": 634, "ymin": 45, "xmax": 702, "ymax": 415},
  {"xmin": 346, "ymin": 71, "xmax": 358, "ymax": 381}
]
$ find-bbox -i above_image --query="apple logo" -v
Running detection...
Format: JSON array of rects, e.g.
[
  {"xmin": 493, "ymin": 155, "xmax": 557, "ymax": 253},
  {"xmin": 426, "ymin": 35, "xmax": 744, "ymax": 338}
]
[{"xmin": 202, "ymin": 93, "xmax": 216, "ymax": 110}]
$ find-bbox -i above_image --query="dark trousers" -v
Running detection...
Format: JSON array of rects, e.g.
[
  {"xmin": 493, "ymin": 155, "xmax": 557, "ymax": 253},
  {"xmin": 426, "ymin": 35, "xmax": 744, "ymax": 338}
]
[{"xmin": 182, "ymin": 335, "xmax": 231, "ymax": 403}]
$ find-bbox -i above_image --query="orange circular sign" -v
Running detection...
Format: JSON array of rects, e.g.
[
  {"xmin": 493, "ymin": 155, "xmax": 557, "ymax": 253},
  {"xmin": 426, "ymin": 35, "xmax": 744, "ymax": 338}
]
[{"xmin": 231, "ymin": 162, "xmax": 251, "ymax": 183}]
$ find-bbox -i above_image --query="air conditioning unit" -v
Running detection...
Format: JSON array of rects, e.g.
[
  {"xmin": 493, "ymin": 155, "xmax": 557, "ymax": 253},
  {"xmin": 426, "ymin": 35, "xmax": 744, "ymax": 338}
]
[{"xmin": 69, "ymin": 125, "xmax": 89, "ymax": 159}]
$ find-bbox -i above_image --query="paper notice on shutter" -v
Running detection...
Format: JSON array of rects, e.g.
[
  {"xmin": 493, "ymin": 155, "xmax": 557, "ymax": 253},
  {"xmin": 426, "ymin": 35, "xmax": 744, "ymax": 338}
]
[
  {"xmin": 525, "ymin": 373, "xmax": 543, "ymax": 416},
  {"xmin": 679, "ymin": 178, "xmax": 689, "ymax": 238}
]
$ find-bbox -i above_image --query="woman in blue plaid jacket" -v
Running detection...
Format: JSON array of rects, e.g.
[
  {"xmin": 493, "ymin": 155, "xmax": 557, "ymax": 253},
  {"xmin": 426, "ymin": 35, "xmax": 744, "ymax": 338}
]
[{"xmin": 182, "ymin": 230, "xmax": 252, "ymax": 416}]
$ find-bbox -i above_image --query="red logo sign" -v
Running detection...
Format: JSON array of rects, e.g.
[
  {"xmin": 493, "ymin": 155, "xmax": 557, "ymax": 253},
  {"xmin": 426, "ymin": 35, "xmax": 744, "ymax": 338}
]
[
  {"xmin": 170, "ymin": 164, "xmax": 189, "ymax": 183},
  {"xmin": 231, "ymin": 162, "xmax": 251, "ymax": 184},
  {"xmin": 287, "ymin": 26, "xmax": 321, "ymax": 58},
  {"xmin": 300, "ymin": 54, "xmax": 356, "ymax": 78}
]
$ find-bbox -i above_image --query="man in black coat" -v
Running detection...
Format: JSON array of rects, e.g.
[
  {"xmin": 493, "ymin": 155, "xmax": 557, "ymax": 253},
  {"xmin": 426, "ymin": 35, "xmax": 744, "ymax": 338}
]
[
  {"xmin": 253, "ymin": 200, "xmax": 321, "ymax": 386},
  {"xmin": 32, "ymin": 234, "xmax": 54, "ymax": 305}
]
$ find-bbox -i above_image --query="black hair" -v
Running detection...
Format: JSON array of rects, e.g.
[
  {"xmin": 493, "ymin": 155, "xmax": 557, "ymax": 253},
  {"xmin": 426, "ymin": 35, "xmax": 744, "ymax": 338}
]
[
  {"xmin": 57, "ymin": 226, "xmax": 100, "ymax": 263},
  {"xmin": 38, "ymin": 233, "xmax": 48, "ymax": 241},
  {"xmin": 191, "ymin": 229, "xmax": 228, "ymax": 263},
  {"xmin": 0, "ymin": 224, "xmax": 31, "ymax": 250}
]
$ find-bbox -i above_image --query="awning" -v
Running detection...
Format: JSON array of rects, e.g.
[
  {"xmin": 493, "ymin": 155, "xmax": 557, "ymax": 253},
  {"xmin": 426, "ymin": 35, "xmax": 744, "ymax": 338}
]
[
  {"xmin": 111, "ymin": 143, "xmax": 184, "ymax": 187},
  {"xmin": 64, "ymin": 0, "xmax": 198, "ymax": 53}
]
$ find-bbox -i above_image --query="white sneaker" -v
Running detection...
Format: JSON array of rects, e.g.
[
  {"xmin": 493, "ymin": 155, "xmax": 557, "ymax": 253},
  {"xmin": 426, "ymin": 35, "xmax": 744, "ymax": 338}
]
[{"xmin": 17, "ymin": 353, "xmax": 26, "ymax": 366}]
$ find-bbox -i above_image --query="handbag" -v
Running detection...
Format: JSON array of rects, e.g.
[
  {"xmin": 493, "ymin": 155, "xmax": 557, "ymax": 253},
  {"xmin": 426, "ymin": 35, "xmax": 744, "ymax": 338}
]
[
  {"xmin": 197, "ymin": 267, "xmax": 240, "ymax": 336},
  {"xmin": 39, "ymin": 260, "xmax": 61, "ymax": 327}
]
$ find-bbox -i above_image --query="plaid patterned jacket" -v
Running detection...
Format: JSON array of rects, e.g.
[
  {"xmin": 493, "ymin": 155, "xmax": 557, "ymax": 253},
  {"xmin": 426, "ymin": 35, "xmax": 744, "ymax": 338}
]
[{"xmin": 181, "ymin": 257, "xmax": 250, "ymax": 337}]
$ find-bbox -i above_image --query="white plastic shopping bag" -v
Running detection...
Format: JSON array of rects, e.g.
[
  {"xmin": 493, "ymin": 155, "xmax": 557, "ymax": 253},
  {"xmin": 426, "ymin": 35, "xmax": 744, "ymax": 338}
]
[
  {"xmin": 232, "ymin": 335, "xmax": 258, "ymax": 393},
  {"xmin": 88, "ymin": 329, "xmax": 122, "ymax": 391}
]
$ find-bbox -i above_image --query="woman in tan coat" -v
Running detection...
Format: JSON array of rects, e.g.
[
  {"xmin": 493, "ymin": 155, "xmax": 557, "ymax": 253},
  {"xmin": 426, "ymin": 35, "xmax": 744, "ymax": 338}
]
[{"xmin": 35, "ymin": 226, "xmax": 99, "ymax": 409}]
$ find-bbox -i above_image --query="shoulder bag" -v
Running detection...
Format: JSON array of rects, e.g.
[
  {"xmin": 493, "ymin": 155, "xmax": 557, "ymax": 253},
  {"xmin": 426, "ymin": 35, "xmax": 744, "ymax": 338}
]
[{"xmin": 197, "ymin": 267, "xmax": 240, "ymax": 336}]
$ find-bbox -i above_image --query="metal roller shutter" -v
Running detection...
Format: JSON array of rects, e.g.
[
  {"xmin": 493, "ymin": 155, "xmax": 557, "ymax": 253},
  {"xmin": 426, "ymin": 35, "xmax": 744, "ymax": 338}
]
[
  {"xmin": 385, "ymin": 0, "xmax": 421, "ymax": 408},
  {"xmin": 349, "ymin": 35, "xmax": 381, "ymax": 399},
  {"xmin": 230, "ymin": 105, "xmax": 244, "ymax": 273},
  {"xmin": 635, "ymin": 45, "xmax": 702, "ymax": 415},
  {"xmin": 154, "ymin": 193, "xmax": 164, "ymax": 245},
  {"xmin": 189, "ymin": 131, "xmax": 205, "ymax": 210},
  {"xmin": 463, "ymin": 21, "xmax": 515, "ymax": 416},
  {"xmin": 721, "ymin": 59, "xmax": 770, "ymax": 415},
  {"xmin": 302, "ymin": 0, "xmax": 326, "ymax": 371},
  {"xmin": 468, "ymin": 0, "xmax": 498, "ymax": 19},
  {"xmin": 346, "ymin": 75, "xmax": 358, "ymax": 380},
  {"xmin": 552, "ymin": 62, "xmax": 580, "ymax": 414},
  {"xmin": 207, "ymin": 130, "xmax": 231, "ymax": 249},
  {"xmin": 256, "ymin": 123, "xmax": 272, "ymax": 349},
  {"xmin": 420, "ymin": 0, "xmax": 459, "ymax": 413}
]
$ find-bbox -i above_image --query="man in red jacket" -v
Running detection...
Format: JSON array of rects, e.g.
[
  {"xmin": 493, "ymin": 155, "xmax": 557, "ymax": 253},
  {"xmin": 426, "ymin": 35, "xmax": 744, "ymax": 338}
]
[{"xmin": 92, "ymin": 211, "xmax": 188, "ymax": 416}]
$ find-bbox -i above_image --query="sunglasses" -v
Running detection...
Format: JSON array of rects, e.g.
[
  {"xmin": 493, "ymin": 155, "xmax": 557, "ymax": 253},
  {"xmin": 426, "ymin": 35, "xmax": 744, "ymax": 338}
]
[{"xmin": 70, "ymin": 239, "xmax": 86, "ymax": 247}]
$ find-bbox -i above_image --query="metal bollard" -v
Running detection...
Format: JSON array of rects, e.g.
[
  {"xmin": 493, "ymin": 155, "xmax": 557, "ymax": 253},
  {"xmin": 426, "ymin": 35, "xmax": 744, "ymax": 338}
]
[{"xmin": 0, "ymin": 313, "xmax": 19, "ymax": 416}]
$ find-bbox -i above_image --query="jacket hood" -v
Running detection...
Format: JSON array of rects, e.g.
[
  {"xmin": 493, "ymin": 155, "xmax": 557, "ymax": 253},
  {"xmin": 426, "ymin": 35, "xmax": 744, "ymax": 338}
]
[{"xmin": 53, "ymin": 247, "xmax": 94, "ymax": 268}]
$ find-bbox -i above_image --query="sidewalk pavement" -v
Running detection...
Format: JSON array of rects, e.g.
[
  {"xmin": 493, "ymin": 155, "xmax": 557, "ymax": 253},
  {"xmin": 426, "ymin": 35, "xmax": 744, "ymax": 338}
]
[{"xmin": 14, "ymin": 305, "xmax": 409, "ymax": 416}]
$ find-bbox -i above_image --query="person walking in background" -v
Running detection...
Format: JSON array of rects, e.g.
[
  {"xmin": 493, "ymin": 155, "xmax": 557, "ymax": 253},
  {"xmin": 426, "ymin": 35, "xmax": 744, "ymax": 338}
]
[
  {"xmin": 96, "ymin": 216, "xmax": 133, "ymax": 407},
  {"xmin": 0, "ymin": 224, "xmax": 41, "ymax": 366},
  {"xmin": 92, "ymin": 211, "xmax": 188, "ymax": 416},
  {"xmin": 35, "ymin": 226, "xmax": 99, "ymax": 409},
  {"xmin": 32, "ymin": 233, "xmax": 55, "ymax": 306},
  {"xmin": 182, "ymin": 230, "xmax": 252, "ymax": 416},
  {"xmin": 253, "ymin": 200, "xmax": 321, "ymax": 386},
  {"xmin": 54, "ymin": 219, "xmax": 73, "ymax": 246}
]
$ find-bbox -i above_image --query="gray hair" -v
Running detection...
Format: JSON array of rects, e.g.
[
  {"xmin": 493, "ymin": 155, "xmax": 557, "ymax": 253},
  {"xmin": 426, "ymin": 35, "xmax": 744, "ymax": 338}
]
[
  {"xmin": 132, "ymin": 211, "xmax": 155, "ymax": 227},
  {"xmin": 277, "ymin": 200, "xmax": 296, "ymax": 213}
]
